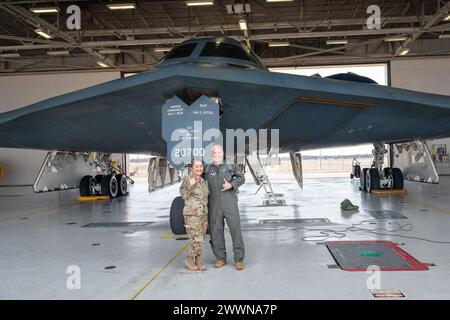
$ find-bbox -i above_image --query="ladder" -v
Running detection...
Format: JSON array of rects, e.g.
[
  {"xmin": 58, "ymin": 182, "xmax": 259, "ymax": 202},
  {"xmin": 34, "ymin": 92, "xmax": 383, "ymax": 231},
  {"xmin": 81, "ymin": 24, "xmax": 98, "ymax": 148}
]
[{"xmin": 245, "ymin": 152, "xmax": 286, "ymax": 206}]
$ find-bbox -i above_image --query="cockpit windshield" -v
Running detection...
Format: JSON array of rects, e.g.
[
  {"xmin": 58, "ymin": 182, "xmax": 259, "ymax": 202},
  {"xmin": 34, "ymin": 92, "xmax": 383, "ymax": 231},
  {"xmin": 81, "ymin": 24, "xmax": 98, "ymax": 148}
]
[
  {"xmin": 164, "ymin": 43, "xmax": 197, "ymax": 60},
  {"xmin": 200, "ymin": 41, "xmax": 253, "ymax": 62}
]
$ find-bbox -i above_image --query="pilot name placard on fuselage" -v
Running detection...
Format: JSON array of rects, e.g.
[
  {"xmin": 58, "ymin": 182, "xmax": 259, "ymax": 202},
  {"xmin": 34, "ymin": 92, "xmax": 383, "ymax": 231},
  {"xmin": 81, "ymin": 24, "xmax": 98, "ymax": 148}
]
[
  {"xmin": 161, "ymin": 95, "xmax": 220, "ymax": 170},
  {"xmin": 166, "ymin": 104, "xmax": 184, "ymax": 116}
]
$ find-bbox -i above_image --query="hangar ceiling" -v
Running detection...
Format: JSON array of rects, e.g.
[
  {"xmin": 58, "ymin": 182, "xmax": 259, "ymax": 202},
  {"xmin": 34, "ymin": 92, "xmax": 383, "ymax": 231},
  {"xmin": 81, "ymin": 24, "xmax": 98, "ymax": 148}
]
[{"xmin": 0, "ymin": 0, "xmax": 449, "ymax": 74}]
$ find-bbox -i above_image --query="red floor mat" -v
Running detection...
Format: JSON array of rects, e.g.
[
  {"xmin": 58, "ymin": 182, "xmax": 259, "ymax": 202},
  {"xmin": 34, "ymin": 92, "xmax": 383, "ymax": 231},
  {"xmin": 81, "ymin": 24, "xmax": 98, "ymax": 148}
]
[{"xmin": 326, "ymin": 240, "xmax": 429, "ymax": 271}]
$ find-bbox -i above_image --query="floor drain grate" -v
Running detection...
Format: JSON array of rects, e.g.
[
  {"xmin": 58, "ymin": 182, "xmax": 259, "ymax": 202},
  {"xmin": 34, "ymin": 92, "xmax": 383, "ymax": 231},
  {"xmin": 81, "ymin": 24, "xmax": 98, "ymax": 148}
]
[
  {"xmin": 367, "ymin": 210, "xmax": 407, "ymax": 219},
  {"xmin": 259, "ymin": 218, "xmax": 331, "ymax": 225},
  {"xmin": 82, "ymin": 222, "xmax": 155, "ymax": 228}
]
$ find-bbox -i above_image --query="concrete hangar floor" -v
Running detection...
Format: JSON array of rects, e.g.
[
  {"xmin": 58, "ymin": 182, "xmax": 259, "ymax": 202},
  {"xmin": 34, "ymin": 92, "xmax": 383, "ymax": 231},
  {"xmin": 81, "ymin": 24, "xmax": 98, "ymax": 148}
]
[{"xmin": 0, "ymin": 174, "xmax": 450, "ymax": 300}]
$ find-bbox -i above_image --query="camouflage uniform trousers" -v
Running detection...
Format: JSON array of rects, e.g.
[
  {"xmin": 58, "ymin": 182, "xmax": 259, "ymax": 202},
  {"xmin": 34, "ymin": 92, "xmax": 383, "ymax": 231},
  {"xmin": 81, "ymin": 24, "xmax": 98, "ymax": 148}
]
[{"xmin": 184, "ymin": 214, "xmax": 208, "ymax": 257}]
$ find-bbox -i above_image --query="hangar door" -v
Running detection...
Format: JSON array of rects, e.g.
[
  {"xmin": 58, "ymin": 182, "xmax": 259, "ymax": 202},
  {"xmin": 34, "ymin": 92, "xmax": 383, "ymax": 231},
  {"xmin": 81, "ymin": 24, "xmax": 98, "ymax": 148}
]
[{"xmin": 268, "ymin": 64, "xmax": 388, "ymax": 177}]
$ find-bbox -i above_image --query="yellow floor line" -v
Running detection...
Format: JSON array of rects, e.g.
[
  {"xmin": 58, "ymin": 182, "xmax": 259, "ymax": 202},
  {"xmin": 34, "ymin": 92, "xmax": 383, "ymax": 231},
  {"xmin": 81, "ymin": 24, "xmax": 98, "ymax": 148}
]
[
  {"xmin": 371, "ymin": 189, "xmax": 407, "ymax": 195},
  {"xmin": 407, "ymin": 195, "xmax": 450, "ymax": 215},
  {"xmin": 77, "ymin": 196, "xmax": 111, "ymax": 201},
  {"xmin": 130, "ymin": 240, "xmax": 192, "ymax": 300}
]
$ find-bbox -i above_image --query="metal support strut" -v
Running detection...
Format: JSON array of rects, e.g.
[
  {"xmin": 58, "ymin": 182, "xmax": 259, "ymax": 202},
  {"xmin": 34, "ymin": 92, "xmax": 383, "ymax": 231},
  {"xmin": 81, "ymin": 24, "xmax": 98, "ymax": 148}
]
[
  {"xmin": 93, "ymin": 153, "xmax": 134, "ymax": 184},
  {"xmin": 147, "ymin": 156, "xmax": 180, "ymax": 192},
  {"xmin": 246, "ymin": 152, "xmax": 286, "ymax": 206},
  {"xmin": 371, "ymin": 143, "xmax": 387, "ymax": 175}
]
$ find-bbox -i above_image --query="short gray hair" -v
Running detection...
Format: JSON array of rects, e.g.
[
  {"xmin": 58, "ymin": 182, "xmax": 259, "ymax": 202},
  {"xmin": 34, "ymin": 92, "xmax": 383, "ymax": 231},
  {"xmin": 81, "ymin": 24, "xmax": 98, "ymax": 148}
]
[{"xmin": 211, "ymin": 144, "xmax": 223, "ymax": 152}]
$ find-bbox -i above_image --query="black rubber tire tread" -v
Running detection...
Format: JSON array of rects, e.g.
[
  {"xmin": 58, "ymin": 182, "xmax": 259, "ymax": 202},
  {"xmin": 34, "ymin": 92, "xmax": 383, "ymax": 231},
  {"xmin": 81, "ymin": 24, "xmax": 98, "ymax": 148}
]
[
  {"xmin": 366, "ymin": 168, "xmax": 381, "ymax": 193},
  {"xmin": 354, "ymin": 165, "xmax": 361, "ymax": 178},
  {"xmin": 101, "ymin": 174, "xmax": 118, "ymax": 197},
  {"xmin": 360, "ymin": 168, "xmax": 369, "ymax": 191},
  {"xmin": 95, "ymin": 174, "xmax": 103, "ymax": 184},
  {"xmin": 392, "ymin": 168, "xmax": 404, "ymax": 189},
  {"xmin": 79, "ymin": 175, "xmax": 94, "ymax": 196},
  {"xmin": 170, "ymin": 196, "xmax": 186, "ymax": 235},
  {"xmin": 116, "ymin": 174, "xmax": 128, "ymax": 196}
]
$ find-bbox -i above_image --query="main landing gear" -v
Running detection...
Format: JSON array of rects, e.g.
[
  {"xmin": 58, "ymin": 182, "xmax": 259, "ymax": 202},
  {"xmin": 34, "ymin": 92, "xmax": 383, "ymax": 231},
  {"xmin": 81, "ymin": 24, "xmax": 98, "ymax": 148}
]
[
  {"xmin": 359, "ymin": 143, "xmax": 404, "ymax": 193},
  {"xmin": 79, "ymin": 153, "xmax": 132, "ymax": 197}
]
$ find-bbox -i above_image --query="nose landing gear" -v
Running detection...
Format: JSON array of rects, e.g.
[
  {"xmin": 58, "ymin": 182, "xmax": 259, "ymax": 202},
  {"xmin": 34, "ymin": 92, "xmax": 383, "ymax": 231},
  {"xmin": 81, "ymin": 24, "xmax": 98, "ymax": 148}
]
[{"xmin": 359, "ymin": 143, "xmax": 404, "ymax": 193}]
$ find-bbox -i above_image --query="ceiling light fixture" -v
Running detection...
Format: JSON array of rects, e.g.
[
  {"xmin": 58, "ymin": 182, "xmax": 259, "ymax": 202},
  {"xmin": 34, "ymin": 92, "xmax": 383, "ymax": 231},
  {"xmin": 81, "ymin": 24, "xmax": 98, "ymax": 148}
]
[
  {"xmin": 154, "ymin": 47, "xmax": 172, "ymax": 52},
  {"xmin": 97, "ymin": 60, "xmax": 109, "ymax": 67},
  {"xmin": 268, "ymin": 41, "xmax": 290, "ymax": 47},
  {"xmin": 226, "ymin": 3, "xmax": 251, "ymax": 14},
  {"xmin": 106, "ymin": 3, "xmax": 136, "ymax": 10},
  {"xmin": 385, "ymin": 36, "xmax": 407, "ymax": 42},
  {"xmin": 34, "ymin": 28, "xmax": 53, "ymax": 39},
  {"xmin": 443, "ymin": 13, "xmax": 450, "ymax": 21},
  {"xmin": 0, "ymin": 53, "xmax": 21, "ymax": 58},
  {"xmin": 439, "ymin": 34, "xmax": 450, "ymax": 39},
  {"xmin": 326, "ymin": 39, "xmax": 348, "ymax": 45},
  {"xmin": 46, "ymin": 50, "xmax": 70, "ymax": 56},
  {"xmin": 30, "ymin": 7, "xmax": 60, "ymax": 14},
  {"xmin": 399, "ymin": 48, "xmax": 410, "ymax": 56},
  {"xmin": 185, "ymin": 1, "xmax": 214, "ymax": 6},
  {"xmin": 98, "ymin": 48, "xmax": 122, "ymax": 54},
  {"xmin": 239, "ymin": 19, "xmax": 248, "ymax": 31}
]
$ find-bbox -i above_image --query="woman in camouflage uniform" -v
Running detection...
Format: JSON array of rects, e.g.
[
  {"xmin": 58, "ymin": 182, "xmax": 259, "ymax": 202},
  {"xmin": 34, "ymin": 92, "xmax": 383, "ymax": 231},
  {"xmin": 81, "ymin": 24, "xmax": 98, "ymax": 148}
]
[{"xmin": 179, "ymin": 160, "xmax": 209, "ymax": 271}]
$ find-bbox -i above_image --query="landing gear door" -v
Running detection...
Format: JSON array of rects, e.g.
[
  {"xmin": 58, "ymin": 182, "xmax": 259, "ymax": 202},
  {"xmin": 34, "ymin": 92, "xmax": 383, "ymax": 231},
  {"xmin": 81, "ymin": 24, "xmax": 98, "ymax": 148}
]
[
  {"xmin": 162, "ymin": 95, "xmax": 220, "ymax": 170},
  {"xmin": 392, "ymin": 140, "xmax": 439, "ymax": 184},
  {"xmin": 289, "ymin": 152, "xmax": 303, "ymax": 189},
  {"xmin": 33, "ymin": 152, "xmax": 98, "ymax": 193}
]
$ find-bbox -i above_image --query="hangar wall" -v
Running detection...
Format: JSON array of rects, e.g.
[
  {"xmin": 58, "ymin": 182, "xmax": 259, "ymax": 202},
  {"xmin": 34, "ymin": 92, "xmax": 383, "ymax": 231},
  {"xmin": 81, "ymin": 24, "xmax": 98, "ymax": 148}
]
[
  {"xmin": 0, "ymin": 71, "xmax": 121, "ymax": 186},
  {"xmin": 391, "ymin": 57, "xmax": 450, "ymax": 174},
  {"xmin": 390, "ymin": 57, "xmax": 450, "ymax": 95}
]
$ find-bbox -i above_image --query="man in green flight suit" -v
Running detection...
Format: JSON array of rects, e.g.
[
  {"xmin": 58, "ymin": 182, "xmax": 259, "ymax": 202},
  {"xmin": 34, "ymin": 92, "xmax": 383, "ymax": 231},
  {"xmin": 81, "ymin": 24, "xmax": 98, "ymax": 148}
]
[{"xmin": 205, "ymin": 144, "xmax": 246, "ymax": 270}]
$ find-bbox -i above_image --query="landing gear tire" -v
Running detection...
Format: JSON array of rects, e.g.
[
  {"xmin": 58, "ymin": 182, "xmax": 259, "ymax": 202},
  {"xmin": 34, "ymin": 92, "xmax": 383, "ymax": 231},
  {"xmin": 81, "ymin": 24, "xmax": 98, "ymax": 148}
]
[
  {"xmin": 95, "ymin": 174, "xmax": 103, "ymax": 184},
  {"xmin": 366, "ymin": 168, "xmax": 381, "ymax": 193},
  {"xmin": 170, "ymin": 196, "xmax": 186, "ymax": 235},
  {"xmin": 383, "ymin": 167, "xmax": 394, "ymax": 189},
  {"xmin": 101, "ymin": 174, "xmax": 118, "ymax": 198},
  {"xmin": 79, "ymin": 175, "xmax": 96, "ymax": 196},
  {"xmin": 391, "ymin": 168, "xmax": 404, "ymax": 189},
  {"xmin": 116, "ymin": 174, "xmax": 128, "ymax": 196},
  {"xmin": 360, "ymin": 168, "xmax": 369, "ymax": 191}
]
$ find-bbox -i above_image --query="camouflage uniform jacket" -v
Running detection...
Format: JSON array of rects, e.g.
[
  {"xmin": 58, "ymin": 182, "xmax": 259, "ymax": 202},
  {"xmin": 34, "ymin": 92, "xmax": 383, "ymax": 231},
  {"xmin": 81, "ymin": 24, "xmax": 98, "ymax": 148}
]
[{"xmin": 179, "ymin": 176, "xmax": 209, "ymax": 216}]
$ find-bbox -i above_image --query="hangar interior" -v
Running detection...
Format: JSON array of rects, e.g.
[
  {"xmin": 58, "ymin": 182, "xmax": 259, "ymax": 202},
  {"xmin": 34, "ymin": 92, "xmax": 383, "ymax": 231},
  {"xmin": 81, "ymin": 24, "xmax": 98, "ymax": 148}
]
[{"xmin": 1, "ymin": 0, "xmax": 450, "ymax": 300}]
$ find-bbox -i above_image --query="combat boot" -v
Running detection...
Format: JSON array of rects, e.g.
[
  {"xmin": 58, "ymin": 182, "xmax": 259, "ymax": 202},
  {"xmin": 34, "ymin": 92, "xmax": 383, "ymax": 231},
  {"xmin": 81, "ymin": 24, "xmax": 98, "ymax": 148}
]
[
  {"xmin": 185, "ymin": 256, "xmax": 198, "ymax": 271},
  {"xmin": 195, "ymin": 254, "xmax": 207, "ymax": 271},
  {"xmin": 235, "ymin": 261, "xmax": 245, "ymax": 270},
  {"xmin": 214, "ymin": 259, "xmax": 227, "ymax": 268}
]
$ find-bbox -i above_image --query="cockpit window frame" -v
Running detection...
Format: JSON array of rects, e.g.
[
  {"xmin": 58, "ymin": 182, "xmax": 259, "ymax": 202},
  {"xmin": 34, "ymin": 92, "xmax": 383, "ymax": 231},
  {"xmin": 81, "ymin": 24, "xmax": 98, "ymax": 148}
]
[
  {"xmin": 199, "ymin": 41, "xmax": 253, "ymax": 62},
  {"xmin": 163, "ymin": 42, "xmax": 197, "ymax": 60}
]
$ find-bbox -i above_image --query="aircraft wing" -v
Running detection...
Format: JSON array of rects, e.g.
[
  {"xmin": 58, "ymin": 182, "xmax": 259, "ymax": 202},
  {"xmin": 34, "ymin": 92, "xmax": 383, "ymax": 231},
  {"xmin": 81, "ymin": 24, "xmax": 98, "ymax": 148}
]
[{"xmin": 2, "ymin": 63, "xmax": 450, "ymax": 154}]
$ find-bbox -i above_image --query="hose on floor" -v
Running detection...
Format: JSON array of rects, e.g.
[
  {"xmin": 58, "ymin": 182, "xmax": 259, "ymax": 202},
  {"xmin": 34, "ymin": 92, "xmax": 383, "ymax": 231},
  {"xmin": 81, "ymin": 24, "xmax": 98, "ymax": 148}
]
[{"xmin": 301, "ymin": 220, "xmax": 450, "ymax": 244}]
